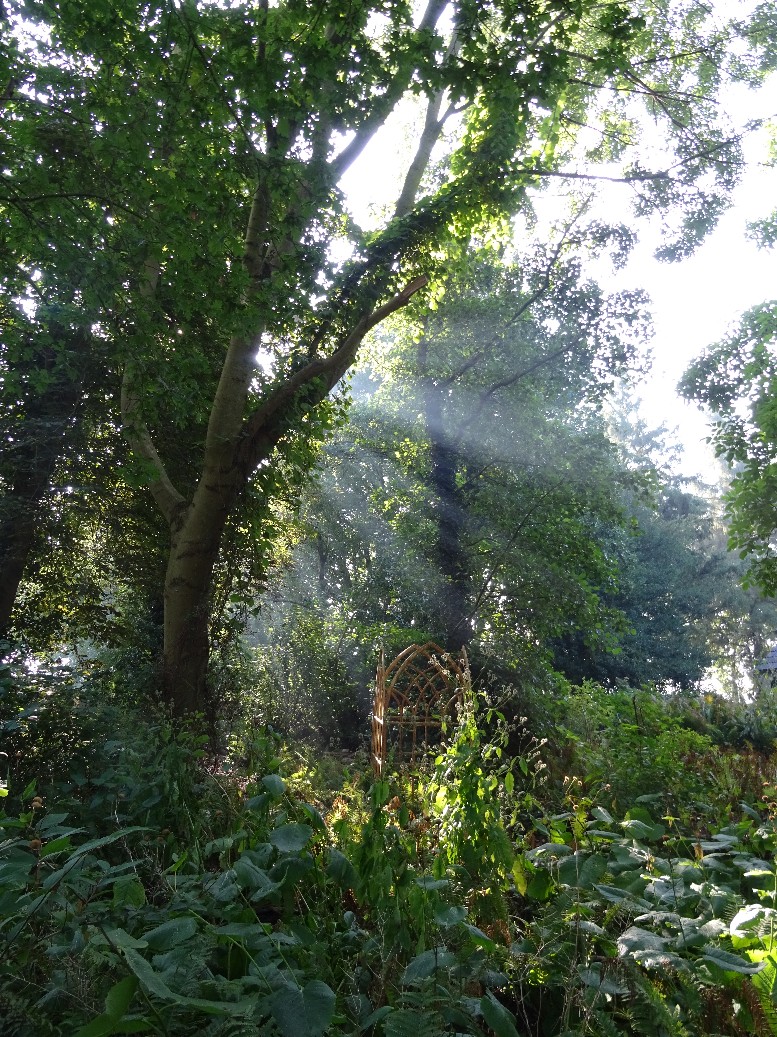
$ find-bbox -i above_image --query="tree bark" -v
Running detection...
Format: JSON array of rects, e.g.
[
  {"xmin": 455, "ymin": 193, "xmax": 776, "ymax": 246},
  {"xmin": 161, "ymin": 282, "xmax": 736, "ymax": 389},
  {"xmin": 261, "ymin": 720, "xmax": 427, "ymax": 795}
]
[
  {"xmin": 0, "ymin": 334, "xmax": 84, "ymax": 640},
  {"xmin": 138, "ymin": 279, "xmax": 430, "ymax": 718},
  {"xmin": 420, "ymin": 336, "xmax": 471, "ymax": 652}
]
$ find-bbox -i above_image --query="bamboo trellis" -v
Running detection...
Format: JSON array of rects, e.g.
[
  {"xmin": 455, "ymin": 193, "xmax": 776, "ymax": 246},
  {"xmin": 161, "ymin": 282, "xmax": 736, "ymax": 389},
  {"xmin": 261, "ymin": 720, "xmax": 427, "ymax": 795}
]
[{"xmin": 371, "ymin": 642, "xmax": 468, "ymax": 775}]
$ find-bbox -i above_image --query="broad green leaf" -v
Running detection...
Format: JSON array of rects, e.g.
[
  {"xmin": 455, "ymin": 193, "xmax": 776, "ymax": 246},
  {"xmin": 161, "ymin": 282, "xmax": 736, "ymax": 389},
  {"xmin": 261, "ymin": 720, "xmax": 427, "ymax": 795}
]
[
  {"xmin": 262, "ymin": 774, "xmax": 286, "ymax": 798},
  {"xmin": 105, "ymin": 976, "xmax": 139, "ymax": 1020},
  {"xmin": 701, "ymin": 944, "xmax": 765, "ymax": 975},
  {"xmin": 36, "ymin": 812, "xmax": 70, "ymax": 833},
  {"xmin": 206, "ymin": 870, "xmax": 240, "ymax": 902},
  {"xmin": 462, "ymin": 922, "xmax": 498, "ymax": 950},
  {"xmin": 99, "ymin": 929, "xmax": 148, "ymax": 951},
  {"xmin": 617, "ymin": 926, "xmax": 669, "ymax": 955},
  {"xmin": 434, "ymin": 904, "xmax": 467, "ymax": 927},
  {"xmin": 143, "ymin": 916, "xmax": 198, "ymax": 952},
  {"xmin": 112, "ymin": 876, "xmax": 146, "ymax": 908},
  {"xmin": 233, "ymin": 855, "xmax": 278, "ymax": 898},
  {"xmin": 326, "ymin": 847, "xmax": 357, "ymax": 888},
  {"xmin": 594, "ymin": 884, "xmax": 651, "ymax": 910},
  {"xmin": 269, "ymin": 980, "xmax": 335, "ymax": 1037},
  {"xmin": 730, "ymin": 903, "xmax": 777, "ymax": 937},
  {"xmin": 40, "ymin": 835, "xmax": 75, "ymax": 857},
  {"xmin": 558, "ymin": 852, "xmax": 607, "ymax": 889},
  {"xmin": 359, "ymin": 1005, "xmax": 393, "ymax": 1033},
  {"xmin": 578, "ymin": 964, "xmax": 630, "ymax": 995},
  {"xmin": 402, "ymin": 947, "xmax": 457, "ymax": 983},
  {"xmin": 526, "ymin": 869, "xmax": 554, "ymax": 902},
  {"xmin": 120, "ymin": 944, "xmax": 255, "ymax": 1015},
  {"xmin": 414, "ymin": 876, "xmax": 449, "ymax": 890},
  {"xmin": 269, "ymin": 823, "xmax": 312, "ymax": 853},
  {"xmin": 479, "ymin": 990, "xmax": 519, "ymax": 1037},
  {"xmin": 620, "ymin": 818, "xmax": 665, "ymax": 841},
  {"xmin": 72, "ymin": 1016, "xmax": 118, "ymax": 1037}
]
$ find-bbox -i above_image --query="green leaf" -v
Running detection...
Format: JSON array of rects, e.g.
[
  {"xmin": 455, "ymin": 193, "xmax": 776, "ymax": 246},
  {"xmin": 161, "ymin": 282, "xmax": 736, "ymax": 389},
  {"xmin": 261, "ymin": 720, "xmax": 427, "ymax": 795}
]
[
  {"xmin": 594, "ymin": 884, "xmax": 651, "ymax": 910},
  {"xmin": 40, "ymin": 835, "xmax": 74, "ymax": 856},
  {"xmin": 359, "ymin": 1005, "xmax": 393, "ymax": 1033},
  {"xmin": 462, "ymin": 922, "xmax": 498, "ymax": 950},
  {"xmin": 119, "ymin": 943, "xmax": 255, "ymax": 1015},
  {"xmin": 105, "ymin": 976, "xmax": 139, "ymax": 1020},
  {"xmin": 617, "ymin": 926, "xmax": 668, "ymax": 956},
  {"xmin": 42, "ymin": 828, "xmax": 150, "ymax": 889},
  {"xmin": 262, "ymin": 774, "xmax": 286, "ymax": 798},
  {"xmin": 526, "ymin": 869, "xmax": 554, "ymax": 902},
  {"xmin": 701, "ymin": 944, "xmax": 765, "ymax": 975},
  {"xmin": 326, "ymin": 847, "xmax": 357, "ymax": 888},
  {"xmin": 578, "ymin": 964, "xmax": 630, "ymax": 996},
  {"xmin": 72, "ymin": 976, "xmax": 140, "ymax": 1036},
  {"xmin": 112, "ymin": 876, "xmax": 146, "ymax": 908},
  {"xmin": 143, "ymin": 916, "xmax": 198, "ymax": 952},
  {"xmin": 479, "ymin": 990, "xmax": 519, "ymax": 1037},
  {"xmin": 72, "ymin": 1016, "xmax": 119, "ymax": 1037},
  {"xmin": 434, "ymin": 904, "xmax": 467, "ymax": 927},
  {"xmin": 269, "ymin": 980, "xmax": 336, "ymax": 1037},
  {"xmin": 270, "ymin": 823, "xmax": 312, "ymax": 853},
  {"xmin": 414, "ymin": 876, "xmax": 449, "ymax": 890},
  {"xmin": 730, "ymin": 903, "xmax": 777, "ymax": 938},
  {"xmin": 37, "ymin": 812, "xmax": 70, "ymax": 832},
  {"xmin": 558, "ymin": 852, "xmax": 607, "ymax": 889},
  {"xmin": 620, "ymin": 818, "xmax": 665, "ymax": 841},
  {"xmin": 402, "ymin": 947, "xmax": 457, "ymax": 984}
]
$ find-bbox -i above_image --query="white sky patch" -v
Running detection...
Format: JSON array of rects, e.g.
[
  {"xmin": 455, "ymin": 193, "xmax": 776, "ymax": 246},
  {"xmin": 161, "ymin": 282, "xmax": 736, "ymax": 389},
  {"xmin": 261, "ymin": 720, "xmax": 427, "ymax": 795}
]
[{"xmin": 609, "ymin": 77, "xmax": 777, "ymax": 480}]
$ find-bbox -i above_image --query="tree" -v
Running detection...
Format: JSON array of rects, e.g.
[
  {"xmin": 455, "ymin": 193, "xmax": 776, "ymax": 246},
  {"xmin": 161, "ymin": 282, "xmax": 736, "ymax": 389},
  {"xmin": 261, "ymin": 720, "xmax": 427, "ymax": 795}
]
[
  {"xmin": 553, "ymin": 479, "xmax": 730, "ymax": 688},
  {"xmin": 254, "ymin": 235, "xmax": 653, "ymax": 713},
  {"xmin": 2, "ymin": 0, "xmax": 747, "ymax": 716},
  {"xmin": 682, "ymin": 304, "xmax": 777, "ymax": 596}
]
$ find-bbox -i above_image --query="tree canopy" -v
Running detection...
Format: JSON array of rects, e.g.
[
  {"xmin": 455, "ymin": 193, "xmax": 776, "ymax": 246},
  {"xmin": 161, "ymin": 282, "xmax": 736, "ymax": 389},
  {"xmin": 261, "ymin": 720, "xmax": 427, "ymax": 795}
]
[
  {"xmin": 683, "ymin": 304, "xmax": 777, "ymax": 594},
  {"xmin": 0, "ymin": 0, "xmax": 757, "ymax": 716}
]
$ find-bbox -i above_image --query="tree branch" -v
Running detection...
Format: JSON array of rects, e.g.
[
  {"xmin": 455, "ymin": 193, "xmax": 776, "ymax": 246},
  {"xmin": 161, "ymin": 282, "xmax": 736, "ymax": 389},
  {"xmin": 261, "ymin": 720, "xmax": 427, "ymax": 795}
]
[
  {"xmin": 451, "ymin": 336, "xmax": 585, "ymax": 450},
  {"xmin": 330, "ymin": 0, "xmax": 449, "ymax": 181},
  {"xmin": 120, "ymin": 255, "xmax": 186, "ymax": 527},
  {"xmin": 237, "ymin": 275, "xmax": 429, "ymax": 476},
  {"xmin": 121, "ymin": 367, "xmax": 186, "ymax": 526},
  {"xmin": 439, "ymin": 210, "xmax": 587, "ymax": 389}
]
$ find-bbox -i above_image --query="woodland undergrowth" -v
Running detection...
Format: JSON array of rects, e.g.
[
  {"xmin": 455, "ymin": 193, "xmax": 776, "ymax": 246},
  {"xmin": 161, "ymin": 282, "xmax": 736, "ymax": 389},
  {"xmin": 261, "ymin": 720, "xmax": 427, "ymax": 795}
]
[{"xmin": 3, "ymin": 656, "xmax": 777, "ymax": 1035}]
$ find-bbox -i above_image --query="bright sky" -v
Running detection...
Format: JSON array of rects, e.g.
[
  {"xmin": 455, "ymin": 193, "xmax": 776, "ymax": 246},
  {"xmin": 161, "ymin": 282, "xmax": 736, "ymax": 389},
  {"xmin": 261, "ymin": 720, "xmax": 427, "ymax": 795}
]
[
  {"xmin": 615, "ymin": 78, "xmax": 777, "ymax": 481},
  {"xmin": 340, "ymin": 14, "xmax": 777, "ymax": 483}
]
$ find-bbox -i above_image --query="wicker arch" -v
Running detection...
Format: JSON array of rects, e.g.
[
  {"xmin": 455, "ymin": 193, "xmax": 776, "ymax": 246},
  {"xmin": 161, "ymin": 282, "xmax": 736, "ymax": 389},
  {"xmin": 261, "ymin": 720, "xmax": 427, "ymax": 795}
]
[{"xmin": 371, "ymin": 642, "xmax": 469, "ymax": 775}]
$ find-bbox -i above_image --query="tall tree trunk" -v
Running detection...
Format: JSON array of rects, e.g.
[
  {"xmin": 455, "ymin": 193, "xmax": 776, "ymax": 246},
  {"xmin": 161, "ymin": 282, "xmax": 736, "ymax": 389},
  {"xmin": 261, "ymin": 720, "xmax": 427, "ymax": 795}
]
[
  {"xmin": 159, "ymin": 409, "xmax": 245, "ymax": 718},
  {"xmin": 421, "ymin": 339, "xmax": 471, "ymax": 652},
  {"xmin": 0, "ymin": 337, "xmax": 83, "ymax": 640},
  {"xmin": 162, "ymin": 534, "xmax": 220, "ymax": 719}
]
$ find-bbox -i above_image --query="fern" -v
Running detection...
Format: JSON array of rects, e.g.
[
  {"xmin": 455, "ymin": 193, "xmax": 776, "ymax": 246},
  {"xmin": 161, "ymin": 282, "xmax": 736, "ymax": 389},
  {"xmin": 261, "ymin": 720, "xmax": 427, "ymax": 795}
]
[
  {"xmin": 743, "ymin": 974, "xmax": 777, "ymax": 1037},
  {"xmin": 384, "ymin": 1004, "xmax": 447, "ymax": 1037},
  {"xmin": 605, "ymin": 969, "xmax": 691, "ymax": 1037},
  {"xmin": 587, "ymin": 1007, "xmax": 631, "ymax": 1037}
]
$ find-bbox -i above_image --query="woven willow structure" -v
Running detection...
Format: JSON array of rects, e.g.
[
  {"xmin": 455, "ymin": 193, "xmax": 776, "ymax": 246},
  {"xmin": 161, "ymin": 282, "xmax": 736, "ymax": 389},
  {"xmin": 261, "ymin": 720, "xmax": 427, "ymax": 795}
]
[{"xmin": 371, "ymin": 642, "xmax": 468, "ymax": 775}]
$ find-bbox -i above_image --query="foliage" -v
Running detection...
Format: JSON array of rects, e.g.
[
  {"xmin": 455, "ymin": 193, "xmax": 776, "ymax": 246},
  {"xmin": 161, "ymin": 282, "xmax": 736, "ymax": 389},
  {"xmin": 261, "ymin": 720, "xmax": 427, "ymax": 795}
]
[
  {"xmin": 1, "ymin": 0, "xmax": 753, "ymax": 714},
  {"xmin": 558, "ymin": 681, "xmax": 777, "ymax": 820},
  {"xmin": 4, "ymin": 668, "xmax": 777, "ymax": 1036},
  {"xmin": 682, "ymin": 303, "xmax": 777, "ymax": 596}
]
